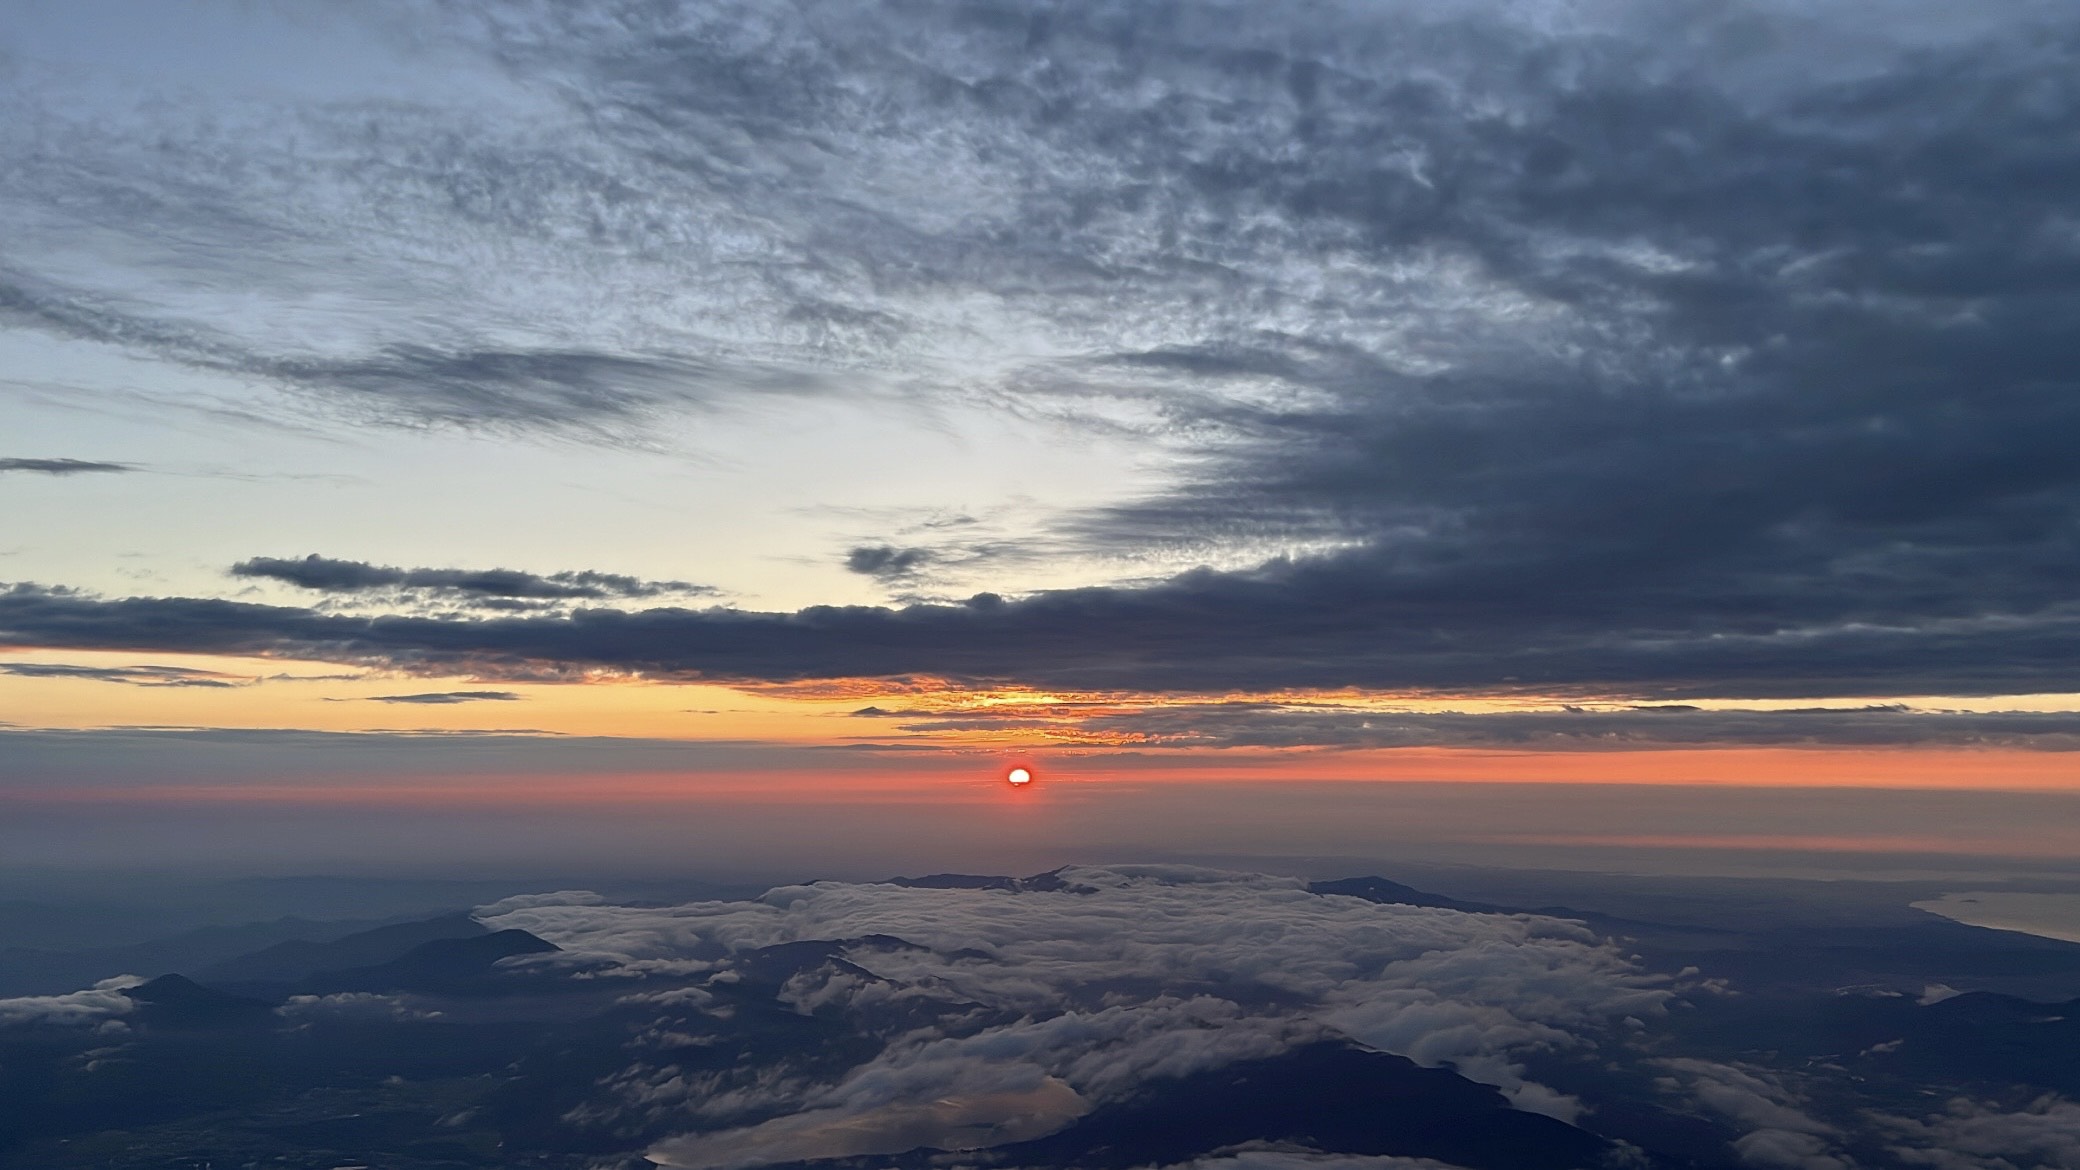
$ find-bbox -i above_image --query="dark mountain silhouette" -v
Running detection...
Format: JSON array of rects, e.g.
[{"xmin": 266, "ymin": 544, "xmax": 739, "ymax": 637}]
[
  {"xmin": 197, "ymin": 911, "xmax": 485, "ymax": 985},
  {"xmin": 122, "ymin": 974, "xmax": 274, "ymax": 1028},
  {"xmin": 730, "ymin": 935, "xmax": 923, "ymax": 989},
  {"xmin": 303, "ymin": 929, "xmax": 559, "ymax": 995},
  {"xmin": 0, "ymin": 915, "xmax": 413, "ymax": 998},
  {"xmin": 1307, "ymin": 875, "xmax": 1515, "ymax": 914},
  {"xmin": 965, "ymin": 1041, "xmax": 1707, "ymax": 1170},
  {"xmin": 889, "ymin": 869, "xmax": 1077, "ymax": 893}
]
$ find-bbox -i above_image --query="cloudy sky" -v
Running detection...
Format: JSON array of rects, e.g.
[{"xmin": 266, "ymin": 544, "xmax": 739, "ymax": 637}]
[{"xmin": 4, "ymin": 0, "xmax": 2079, "ymax": 877}]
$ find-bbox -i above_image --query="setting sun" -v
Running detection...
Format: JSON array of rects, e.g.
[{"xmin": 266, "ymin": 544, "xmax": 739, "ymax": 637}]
[{"xmin": 1006, "ymin": 767, "xmax": 1033, "ymax": 786}]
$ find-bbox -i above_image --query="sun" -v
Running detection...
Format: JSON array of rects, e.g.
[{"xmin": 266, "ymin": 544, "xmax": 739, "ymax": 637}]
[{"xmin": 1006, "ymin": 766, "xmax": 1033, "ymax": 786}]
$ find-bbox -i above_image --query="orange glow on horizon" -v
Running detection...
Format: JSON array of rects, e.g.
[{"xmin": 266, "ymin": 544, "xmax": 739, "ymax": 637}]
[
  {"xmin": 1094, "ymin": 746, "xmax": 2080, "ymax": 791},
  {"xmin": 11, "ymin": 746, "xmax": 2080, "ymax": 810},
  {"xmin": 6, "ymin": 651, "xmax": 2080, "ymax": 795}
]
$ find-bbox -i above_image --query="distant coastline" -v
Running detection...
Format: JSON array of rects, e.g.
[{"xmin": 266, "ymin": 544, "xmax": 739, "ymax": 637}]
[{"xmin": 1913, "ymin": 891, "xmax": 2080, "ymax": 945}]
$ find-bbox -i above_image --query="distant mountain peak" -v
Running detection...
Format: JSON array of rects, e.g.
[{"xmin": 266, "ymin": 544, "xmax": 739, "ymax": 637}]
[
  {"xmin": 303, "ymin": 929, "xmax": 560, "ymax": 996},
  {"xmin": 886, "ymin": 869, "xmax": 1081, "ymax": 894},
  {"xmin": 123, "ymin": 973, "xmax": 274, "ymax": 1028},
  {"xmin": 198, "ymin": 911, "xmax": 488, "ymax": 987},
  {"xmin": 1307, "ymin": 876, "xmax": 1512, "ymax": 915}
]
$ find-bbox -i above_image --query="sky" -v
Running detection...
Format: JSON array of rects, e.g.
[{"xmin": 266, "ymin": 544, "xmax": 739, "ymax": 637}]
[{"xmin": 3, "ymin": 0, "xmax": 2079, "ymax": 881}]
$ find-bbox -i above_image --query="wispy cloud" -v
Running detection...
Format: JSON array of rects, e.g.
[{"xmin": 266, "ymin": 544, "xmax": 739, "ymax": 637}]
[
  {"xmin": 857, "ymin": 700, "xmax": 2080, "ymax": 752},
  {"xmin": 0, "ymin": 662, "xmax": 241, "ymax": 688},
  {"xmin": 364, "ymin": 690, "xmax": 522, "ymax": 705},
  {"xmin": 2, "ymin": 2, "xmax": 2077, "ymax": 701},
  {"xmin": 843, "ymin": 545, "xmax": 936, "ymax": 584},
  {"xmin": 0, "ymin": 458, "xmax": 134, "ymax": 475},
  {"xmin": 231, "ymin": 554, "xmax": 717, "ymax": 604}
]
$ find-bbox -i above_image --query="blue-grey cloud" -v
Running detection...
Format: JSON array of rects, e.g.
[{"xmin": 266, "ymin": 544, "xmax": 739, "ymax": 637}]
[
  {"xmin": 3, "ymin": 574, "xmax": 2077, "ymax": 700},
  {"xmin": 869, "ymin": 701, "xmax": 2080, "ymax": 752},
  {"xmin": 0, "ymin": 458, "xmax": 134, "ymax": 475},
  {"xmin": 844, "ymin": 546, "xmax": 936, "ymax": 583},
  {"xmin": 0, "ymin": 662, "xmax": 240, "ymax": 688},
  {"xmin": 230, "ymin": 554, "xmax": 717, "ymax": 603},
  {"xmin": 3, "ymin": 2, "xmax": 2079, "ymax": 700}
]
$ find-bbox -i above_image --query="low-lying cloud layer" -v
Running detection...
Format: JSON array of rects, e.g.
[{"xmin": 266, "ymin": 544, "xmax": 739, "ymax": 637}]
[
  {"xmin": 464, "ymin": 867, "xmax": 2080, "ymax": 1170},
  {"xmin": 8, "ymin": 867, "xmax": 2080, "ymax": 1168},
  {"xmin": 1877, "ymin": 1095, "xmax": 2080, "ymax": 1170},
  {"xmin": 0, "ymin": 976, "xmax": 140, "ymax": 1028},
  {"xmin": 483, "ymin": 865, "xmax": 1674, "ymax": 1165}
]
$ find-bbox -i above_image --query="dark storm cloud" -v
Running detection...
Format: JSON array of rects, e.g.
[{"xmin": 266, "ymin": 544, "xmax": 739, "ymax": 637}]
[
  {"xmin": 1018, "ymin": 5, "xmax": 2080, "ymax": 684},
  {"xmin": 0, "ymin": 662, "xmax": 239, "ymax": 688},
  {"xmin": 4, "ymin": 2, "xmax": 2080, "ymax": 697},
  {"xmin": 4, "ymin": 574, "xmax": 2077, "ymax": 699},
  {"xmin": 0, "ymin": 458, "xmax": 134, "ymax": 475},
  {"xmin": 230, "ymin": 555, "xmax": 716, "ymax": 602},
  {"xmin": 365, "ymin": 690, "xmax": 521, "ymax": 704}
]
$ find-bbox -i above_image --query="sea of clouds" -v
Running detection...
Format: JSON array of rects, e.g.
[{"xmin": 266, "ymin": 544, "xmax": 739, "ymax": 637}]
[{"xmin": 482, "ymin": 865, "xmax": 1676, "ymax": 1166}]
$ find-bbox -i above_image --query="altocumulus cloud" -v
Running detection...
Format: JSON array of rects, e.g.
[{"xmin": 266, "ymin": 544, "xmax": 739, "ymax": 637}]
[
  {"xmin": 0, "ymin": 4, "xmax": 2071, "ymax": 695},
  {"xmin": 5, "ymin": 2, "xmax": 2080, "ymax": 700}
]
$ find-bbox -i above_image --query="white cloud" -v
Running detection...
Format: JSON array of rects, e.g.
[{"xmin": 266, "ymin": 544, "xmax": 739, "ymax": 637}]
[
  {"xmin": 0, "ymin": 975, "xmax": 142, "ymax": 1027},
  {"xmin": 1652, "ymin": 1058, "xmax": 1848, "ymax": 1170},
  {"xmin": 276, "ymin": 992, "xmax": 443, "ymax": 1022},
  {"xmin": 477, "ymin": 889, "xmax": 608, "ymax": 916},
  {"xmin": 1881, "ymin": 1095, "xmax": 2080, "ymax": 1170},
  {"xmin": 481, "ymin": 866, "xmax": 1673, "ymax": 1164}
]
